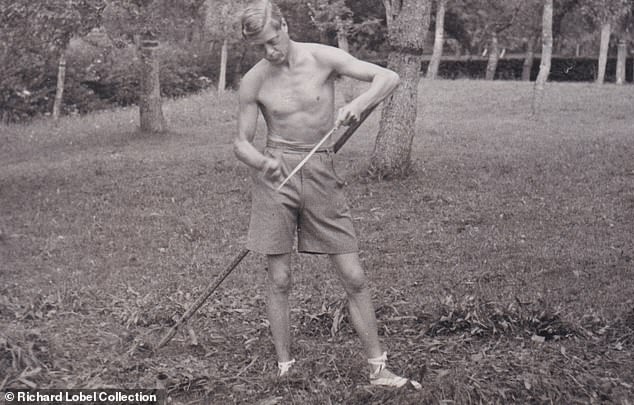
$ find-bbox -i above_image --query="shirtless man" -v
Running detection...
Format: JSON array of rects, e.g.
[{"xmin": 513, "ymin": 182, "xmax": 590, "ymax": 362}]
[{"xmin": 234, "ymin": 0, "xmax": 419, "ymax": 388}]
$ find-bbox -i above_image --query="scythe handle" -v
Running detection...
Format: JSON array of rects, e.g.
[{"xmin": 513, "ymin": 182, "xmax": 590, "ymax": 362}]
[
  {"xmin": 155, "ymin": 248, "xmax": 250, "ymax": 350},
  {"xmin": 333, "ymin": 103, "xmax": 379, "ymax": 154}
]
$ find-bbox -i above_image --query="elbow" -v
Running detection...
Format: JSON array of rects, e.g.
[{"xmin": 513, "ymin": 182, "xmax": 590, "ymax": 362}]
[
  {"xmin": 389, "ymin": 71, "xmax": 400, "ymax": 91},
  {"xmin": 233, "ymin": 139, "xmax": 244, "ymax": 159}
]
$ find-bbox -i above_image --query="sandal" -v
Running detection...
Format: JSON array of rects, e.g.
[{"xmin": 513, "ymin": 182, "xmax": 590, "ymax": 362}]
[
  {"xmin": 368, "ymin": 352, "xmax": 422, "ymax": 390},
  {"xmin": 277, "ymin": 358, "xmax": 296, "ymax": 377}
]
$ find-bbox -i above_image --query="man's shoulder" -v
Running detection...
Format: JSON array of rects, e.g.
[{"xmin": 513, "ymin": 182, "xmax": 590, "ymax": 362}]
[
  {"xmin": 240, "ymin": 61, "xmax": 267, "ymax": 96},
  {"xmin": 298, "ymin": 42, "xmax": 355, "ymax": 67},
  {"xmin": 243, "ymin": 60, "xmax": 267, "ymax": 82},
  {"xmin": 299, "ymin": 41, "xmax": 346, "ymax": 57}
]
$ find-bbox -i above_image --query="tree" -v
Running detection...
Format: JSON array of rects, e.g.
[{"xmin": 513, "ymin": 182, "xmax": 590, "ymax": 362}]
[
  {"xmin": 532, "ymin": 0, "xmax": 553, "ymax": 116},
  {"xmin": 134, "ymin": 1, "xmax": 166, "ymax": 132},
  {"xmin": 617, "ymin": 5, "xmax": 634, "ymax": 84},
  {"xmin": 506, "ymin": 0, "xmax": 542, "ymax": 81},
  {"xmin": 518, "ymin": 0, "xmax": 581, "ymax": 81},
  {"xmin": 103, "ymin": 0, "xmax": 215, "ymax": 131},
  {"xmin": 521, "ymin": 37, "xmax": 536, "ymax": 81},
  {"xmin": 368, "ymin": 0, "xmax": 432, "ymax": 179},
  {"xmin": 136, "ymin": 33, "xmax": 165, "ymax": 132},
  {"xmin": 581, "ymin": 0, "xmax": 632, "ymax": 84},
  {"xmin": 345, "ymin": 0, "xmax": 389, "ymax": 55},
  {"xmin": 203, "ymin": 0, "xmax": 245, "ymax": 94},
  {"xmin": 615, "ymin": 39, "xmax": 627, "ymax": 84},
  {"xmin": 426, "ymin": 0, "xmax": 448, "ymax": 79},
  {"xmin": 0, "ymin": 0, "xmax": 104, "ymax": 121},
  {"xmin": 52, "ymin": 1, "xmax": 105, "ymax": 120},
  {"xmin": 104, "ymin": 0, "xmax": 175, "ymax": 132},
  {"xmin": 451, "ymin": 0, "xmax": 524, "ymax": 79},
  {"xmin": 308, "ymin": 0, "xmax": 354, "ymax": 52},
  {"xmin": 482, "ymin": 0, "xmax": 523, "ymax": 80}
]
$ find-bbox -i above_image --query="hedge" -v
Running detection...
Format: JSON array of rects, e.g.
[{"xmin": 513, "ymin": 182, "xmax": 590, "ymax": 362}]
[{"xmin": 421, "ymin": 56, "xmax": 634, "ymax": 83}]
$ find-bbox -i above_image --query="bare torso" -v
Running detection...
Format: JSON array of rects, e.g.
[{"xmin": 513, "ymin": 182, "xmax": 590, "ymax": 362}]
[{"xmin": 254, "ymin": 43, "xmax": 337, "ymax": 146}]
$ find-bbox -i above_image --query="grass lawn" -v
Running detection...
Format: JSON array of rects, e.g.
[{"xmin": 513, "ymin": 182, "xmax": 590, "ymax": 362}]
[{"xmin": 1, "ymin": 79, "xmax": 633, "ymax": 404}]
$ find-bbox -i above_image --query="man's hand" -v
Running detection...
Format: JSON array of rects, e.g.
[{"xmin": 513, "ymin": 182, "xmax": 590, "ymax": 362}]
[
  {"xmin": 260, "ymin": 156, "xmax": 283, "ymax": 183},
  {"xmin": 336, "ymin": 101, "xmax": 364, "ymax": 127}
]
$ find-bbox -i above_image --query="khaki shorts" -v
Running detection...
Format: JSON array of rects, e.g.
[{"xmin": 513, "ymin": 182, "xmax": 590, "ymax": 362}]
[{"xmin": 246, "ymin": 147, "xmax": 359, "ymax": 255}]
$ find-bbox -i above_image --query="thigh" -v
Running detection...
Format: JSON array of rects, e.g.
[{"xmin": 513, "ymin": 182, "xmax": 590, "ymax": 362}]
[
  {"xmin": 247, "ymin": 152, "xmax": 300, "ymax": 255},
  {"xmin": 298, "ymin": 154, "xmax": 358, "ymax": 254}
]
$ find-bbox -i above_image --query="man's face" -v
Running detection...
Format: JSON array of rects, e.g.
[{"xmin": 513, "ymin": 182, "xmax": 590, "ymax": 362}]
[{"xmin": 248, "ymin": 21, "xmax": 289, "ymax": 65}]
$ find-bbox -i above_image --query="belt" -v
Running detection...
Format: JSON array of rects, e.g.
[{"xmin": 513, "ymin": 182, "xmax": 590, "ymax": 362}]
[{"xmin": 266, "ymin": 139, "xmax": 334, "ymax": 154}]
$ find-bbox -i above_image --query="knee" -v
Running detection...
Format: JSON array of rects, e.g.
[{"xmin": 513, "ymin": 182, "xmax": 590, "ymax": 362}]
[
  {"xmin": 341, "ymin": 269, "xmax": 368, "ymax": 296},
  {"xmin": 268, "ymin": 269, "xmax": 292, "ymax": 294},
  {"xmin": 331, "ymin": 253, "xmax": 369, "ymax": 295},
  {"xmin": 267, "ymin": 255, "xmax": 292, "ymax": 294}
]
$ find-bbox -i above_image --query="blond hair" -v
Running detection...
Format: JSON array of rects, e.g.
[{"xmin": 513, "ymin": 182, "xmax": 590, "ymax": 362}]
[{"xmin": 241, "ymin": 0, "xmax": 284, "ymax": 39}]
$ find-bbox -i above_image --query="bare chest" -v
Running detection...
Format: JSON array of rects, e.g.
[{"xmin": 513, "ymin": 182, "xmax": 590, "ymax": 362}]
[{"xmin": 258, "ymin": 69, "xmax": 333, "ymax": 117}]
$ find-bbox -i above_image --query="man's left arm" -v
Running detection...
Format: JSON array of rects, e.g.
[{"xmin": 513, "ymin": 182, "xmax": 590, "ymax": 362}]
[{"xmin": 317, "ymin": 46, "xmax": 400, "ymax": 126}]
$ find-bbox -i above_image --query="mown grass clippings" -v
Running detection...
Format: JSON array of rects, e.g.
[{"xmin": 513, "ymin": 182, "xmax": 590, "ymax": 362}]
[{"xmin": 1, "ymin": 80, "xmax": 633, "ymax": 403}]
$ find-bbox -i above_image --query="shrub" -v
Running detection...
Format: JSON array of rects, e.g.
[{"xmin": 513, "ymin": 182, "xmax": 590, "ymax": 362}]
[
  {"xmin": 0, "ymin": 51, "xmax": 53, "ymax": 123},
  {"xmin": 158, "ymin": 43, "xmax": 213, "ymax": 98},
  {"xmin": 421, "ymin": 56, "xmax": 634, "ymax": 83}
]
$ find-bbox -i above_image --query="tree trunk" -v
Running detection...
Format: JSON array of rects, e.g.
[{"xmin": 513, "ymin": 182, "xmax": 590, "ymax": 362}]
[
  {"xmin": 232, "ymin": 47, "xmax": 247, "ymax": 89},
  {"xmin": 596, "ymin": 22, "xmax": 611, "ymax": 84},
  {"xmin": 532, "ymin": 0, "xmax": 553, "ymax": 116},
  {"xmin": 382, "ymin": 0, "xmax": 393, "ymax": 28},
  {"xmin": 190, "ymin": 18, "xmax": 204, "ymax": 43},
  {"xmin": 454, "ymin": 43, "xmax": 462, "ymax": 56},
  {"xmin": 370, "ymin": 0, "xmax": 432, "ymax": 179},
  {"xmin": 426, "ymin": 0, "xmax": 447, "ymax": 79},
  {"xmin": 133, "ymin": 34, "xmax": 142, "ymax": 59},
  {"xmin": 334, "ymin": 16, "xmax": 353, "ymax": 101},
  {"xmin": 191, "ymin": 2, "xmax": 206, "ymax": 44},
  {"xmin": 53, "ymin": 51, "xmax": 67, "ymax": 120},
  {"xmin": 139, "ymin": 37, "xmax": 166, "ymax": 133},
  {"xmin": 616, "ymin": 39, "xmax": 627, "ymax": 85},
  {"xmin": 335, "ymin": 16, "xmax": 349, "ymax": 53},
  {"xmin": 522, "ymin": 37, "xmax": 535, "ymax": 81},
  {"xmin": 485, "ymin": 32, "xmax": 499, "ymax": 80},
  {"xmin": 218, "ymin": 38, "xmax": 228, "ymax": 94}
]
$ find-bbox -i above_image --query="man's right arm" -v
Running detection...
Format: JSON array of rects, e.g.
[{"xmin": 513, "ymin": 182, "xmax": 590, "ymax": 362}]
[{"xmin": 233, "ymin": 72, "xmax": 281, "ymax": 180}]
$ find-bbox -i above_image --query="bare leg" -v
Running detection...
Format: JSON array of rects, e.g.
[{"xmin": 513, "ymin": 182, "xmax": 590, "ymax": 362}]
[
  {"xmin": 266, "ymin": 253, "xmax": 293, "ymax": 363},
  {"xmin": 331, "ymin": 252, "xmax": 414, "ymax": 386},
  {"xmin": 330, "ymin": 252, "xmax": 383, "ymax": 359}
]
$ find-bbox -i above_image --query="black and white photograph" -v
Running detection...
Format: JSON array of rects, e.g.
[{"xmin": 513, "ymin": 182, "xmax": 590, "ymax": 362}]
[{"xmin": 1, "ymin": 0, "xmax": 633, "ymax": 403}]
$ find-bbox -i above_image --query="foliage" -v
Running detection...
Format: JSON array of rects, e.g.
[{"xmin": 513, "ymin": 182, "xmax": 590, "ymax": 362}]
[
  {"xmin": 74, "ymin": 41, "xmax": 213, "ymax": 107},
  {"xmin": 103, "ymin": 0, "xmax": 206, "ymax": 41},
  {"xmin": 159, "ymin": 45, "xmax": 214, "ymax": 98},
  {"xmin": 200, "ymin": 0, "xmax": 245, "ymax": 50},
  {"xmin": 449, "ymin": 0, "xmax": 527, "ymax": 53},
  {"xmin": 580, "ymin": 0, "xmax": 632, "ymax": 27},
  {"xmin": 505, "ymin": 0, "xmax": 543, "ymax": 44},
  {"xmin": 0, "ymin": 0, "xmax": 105, "ymax": 51},
  {"xmin": 308, "ymin": 0, "xmax": 354, "ymax": 40},
  {"xmin": 0, "ymin": 0, "xmax": 105, "ymax": 122},
  {"xmin": 2, "ymin": 0, "xmax": 633, "ymax": 123},
  {"xmin": 307, "ymin": 0, "xmax": 383, "ymax": 52}
]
